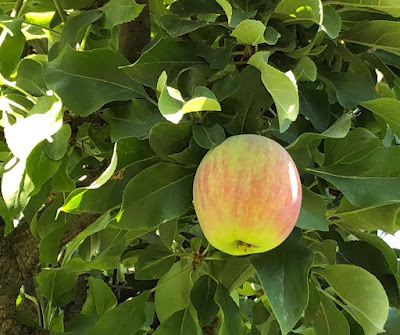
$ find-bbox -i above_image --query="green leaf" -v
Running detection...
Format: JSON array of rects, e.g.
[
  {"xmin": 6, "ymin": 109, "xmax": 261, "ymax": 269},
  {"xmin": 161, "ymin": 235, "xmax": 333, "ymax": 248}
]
[
  {"xmin": 316, "ymin": 265, "xmax": 389, "ymax": 335},
  {"xmin": 1, "ymin": 159, "xmax": 34, "ymax": 219},
  {"xmin": 286, "ymin": 113, "xmax": 352, "ymax": 171},
  {"xmin": 225, "ymin": 66, "xmax": 272, "ymax": 135},
  {"xmin": 35, "ymin": 194, "xmax": 65, "ymax": 240},
  {"xmin": 63, "ymin": 213, "xmax": 111, "ymax": 264},
  {"xmin": 15, "ymin": 58, "xmax": 46, "ymax": 96},
  {"xmin": 230, "ymin": 10, "xmax": 257, "ymax": 29},
  {"xmin": 321, "ymin": 5, "xmax": 342, "ymax": 39},
  {"xmin": 0, "ymin": 10, "xmax": 23, "ymax": 33},
  {"xmin": 39, "ymin": 219, "xmax": 68, "ymax": 265},
  {"xmin": 62, "ymin": 139, "xmax": 158, "ymax": 213},
  {"xmin": 192, "ymin": 123, "xmax": 225, "ymax": 149},
  {"xmin": 334, "ymin": 198, "xmax": 400, "ymax": 233},
  {"xmin": 50, "ymin": 311, "xmax": 64, "ymax": 332},
  {"xmin": 293, "ymin": 57, "xmax": 317, "ymax": 82},
  {"xmin": 88, "ymin": 291, "xmax": 149, "ymax": 335},
  {"xmin": 157, "ymin": 74, "xmax": 221, "ymax": 123},
  {"xmin": 122, "ymin": 37, "xmax": 210, "ymax": 88},
  {"xmin": 211, "ymin": 69, "xmax": 241, "ymax": 101},
  {"xmin": 51, "ymin": 152, "xmax": 78, "ymax": 193},
  {"xmin": 252, "ymin": 230, "xmax": 313, "ymax": 335},
  {"xmin": 62, "ymin": 144, "xmax": 118, "ymax": 211},
  {"xmin": 60, "ymin": 10, "xmax": 103, "ymax": 48},
  {"xmin": 155, "ymin": 260, "xmax": 192, "ymax": 322},
  {"xmin": 324, "ymin": 128, "xmax": 381, "ymax": 165},
  {"xmin": 220, "ymin": 256, "xmax": 255, "ymax": 292},
  {"xmin": 170, "ymin": 0, "xmax": 223, "ymax": 16},
  {"xmin": 196, "ymin": 42, "xmax": 234, "ymax": 70},
  {"xmin": 249, "ymin": 51, "xmax": 299, "ymax": 132},
  {"xmin": 177, "ymin": 68, "xmax": 207, "ymax": 99},
  {"xmin": 168, "ymin": 137, "xmax": 206, "ymax": 167},
  {"xmin": 0, "ymin": 25, "xmax": 25, "ymax": 77},
  {"xmin": 69, "ymin": 156, "xmax": 159, "ymax": 213},
  {"xmin": 312, "ymin": 291, "xmax": 350, "ymax": 335},
  {"xmin": 308, "ymin": 146, "xmax": 400, "ymax": 207},
  {"xmin": 81, "ymin": 277, "xmax": 117, "ymax": 316},
  {"xmin": 190, "ymin": 275, "xmax": 219, "ymax": 327},
  {"xmin": 135, "ymin": 243, "xmax": 175, "ymax": 280},
  {"xmin": 149, "ymin": 121, "xmax": 192, "ymax": 159},
  {"xmin": 321, "ymin": 71, "xmax": 378, "ymax": 108},
  {"xmin": 264, "ymin": 26, "xmax": 281, "ymax": 45},
  {"xmin": 0, "ymin": 196, "xmax": 13, "ymax": 235},
  {"xmin": 26, "ymin": 145, "xmax": 62, "ymax": 195},
  {"xmin": 384, "ymin": 307, "xmax": 400, "ymax": 335},
  {"xmin": 296, "ymin": 187, "xmax": 329, "ymax": 231},
  {"xmin": 252, "ymin": 300, "xmax": 280, "ymax": 335},
  {"xmin": 298, "ymin": 85, "xmax": 330, "ymax": 132},
  {"xmin": 35, "ymin": 255, "xmax": 119, "ymax": 307},
  {"xmin": 181, "ymin": 87, "xmax": 221, "ymax": 115},
  {"xmin": 215, "ymin": 0, "xmax": 232, "ymax": 26},
  {"xmin": 35, "ymin": 194, "xmax": 72, "ymax": 264},
  {"xmin": 116, "ymin": 163, "xmax": 195, "ymax": 230},
  {"xmin": 101, "ymin": 0, "xmax": 145, "ymax": 29},
  {"xmin": 101, "ymin": 100, "xmax": 162, "ymax": 142},
  {"xmin": 231, "ymin": 19, "xmax": 267, "ymax": 46},
  {"xmin": 20, "ymin": 0, "xmax": 96, "ymax": 12},
  {"xmin": 41, "ymin": 124, "xmax": 71, "ymax": 161},
  {"xmin": 326, "ymin": 0, "xmax": 400, "ymax": 17},
  {"xmin": 361, "ymin": 98, "xmax": 400, "ymax": 138},
  {"xmin": 158, "ymin": 15, "xmax": 208, "ymax": 38},
  {"xmin": 50, "ymin": 315, "xmax": 98, "ymax": 335},
  {"xmin": 214, "ymin": 284, "xmax": 245, "ymax": 335},
  {"xmin": 35, "ymin": 267, "xmax": 79, "ymax": 307},
  {"xmin": 157, "ymin": 73, "xmax": 185, "ymax": 123},
  {"xmin": 342, "ymin": 21, "xmax": 400, "ymax": 56},
  {"xmin": 153, "ymin": 306, "xmax": 202, "ymax": 335},
  {"xmin": 4, "ymin": 97, "xmax": 63, "ymax": 159},
  {"xmin": 336, "ymin": 241, "xmax": 392, "ymax": 276},
  {"xmin": 274, "ymin": 0, "xmax": 323, "ymax": 25},
  {"xmin": 159, "ymin": 219, "xmax": 177, "ymax": 249},
  {"xmin": 347, "ymin": 230, "xmax": 398, "ymax": 274},
  {"xmin": 44, "ymin": 45, "xmax": 147, "ymax": 116}
]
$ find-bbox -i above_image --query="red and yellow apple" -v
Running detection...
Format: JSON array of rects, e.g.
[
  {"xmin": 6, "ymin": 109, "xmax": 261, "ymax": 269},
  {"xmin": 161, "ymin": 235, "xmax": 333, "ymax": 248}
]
[{"xmin": 193, "ymin": 134, "xmax": 302, "ymax": 256}]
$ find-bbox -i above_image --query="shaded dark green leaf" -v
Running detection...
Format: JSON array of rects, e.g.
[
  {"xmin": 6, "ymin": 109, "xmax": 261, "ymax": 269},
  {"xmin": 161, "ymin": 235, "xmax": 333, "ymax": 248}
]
[
  {"xmin": 155, "ymin": 260, "xmax": 192, "ymax": 322},
  {"xmin": 116, "ymin": 163, "xmax": 195, "ymax": 230},
  {"xmin": 44, "ymin": 46, "xmax": 147, "ymax": 116},
  {"xmin": 190, "ymin": 275, "xmax": 218, "ymax": 327},
  {"xmin": 252, "ymin": 229, "xmax": 313, "ymax": 335},
  {"xmin": 214, "ymin": 284, "xmax": 245, "ymax": 335},
  {"xmin": 81, "ymin": 277, "xmax": 117, "ymax": 317},
  {"xmin": 296, "ymin": 187, "xmax": 329, "ymax": 231},
  {"xmin": 135, "ymin": 243, "xmax": 175, "ymax": 280},
  {"xmin": 192, "ymin": 123, "xmax": 225, "ymax": 149}
]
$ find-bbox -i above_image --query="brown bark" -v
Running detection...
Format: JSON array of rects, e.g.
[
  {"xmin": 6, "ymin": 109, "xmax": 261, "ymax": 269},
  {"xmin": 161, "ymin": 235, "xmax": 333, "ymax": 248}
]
[
  {"xmin": 119, "ymin": 0, "xmax": 151, "ymax": 63},
  {"xmin": 0, "ymin": 211, "xmax": 102, "ymax": 334},
  {"xmin": 63, "ymin": 275, "xmax": 88, "ymax": 324},
  {"xmin": 0, "ymin": 222, "xmax": 41, "ymax": 335}
]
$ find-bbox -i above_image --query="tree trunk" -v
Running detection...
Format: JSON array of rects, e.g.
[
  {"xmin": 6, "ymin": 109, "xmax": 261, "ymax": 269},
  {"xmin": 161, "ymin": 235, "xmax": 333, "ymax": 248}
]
[{"xmin": 119, "ymin": 0, "xmax": 151, "ymax": 63}]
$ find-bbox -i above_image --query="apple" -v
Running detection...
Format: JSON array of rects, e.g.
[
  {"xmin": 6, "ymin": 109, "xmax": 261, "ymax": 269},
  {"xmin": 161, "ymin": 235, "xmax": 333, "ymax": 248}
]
[{"xmin": 193, "ymin": 134, "xmax": 302, "ymax": 256}]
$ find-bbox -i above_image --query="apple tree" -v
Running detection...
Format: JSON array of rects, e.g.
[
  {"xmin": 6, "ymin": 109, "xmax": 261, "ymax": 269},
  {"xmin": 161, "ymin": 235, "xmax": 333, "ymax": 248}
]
[{"xmin": 0, "ymin": 0, "xmax": 400, "ymax": 334}]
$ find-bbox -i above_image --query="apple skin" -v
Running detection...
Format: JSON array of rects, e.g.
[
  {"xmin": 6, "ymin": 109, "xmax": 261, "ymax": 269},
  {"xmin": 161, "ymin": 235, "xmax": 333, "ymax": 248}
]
[{"xmin": 193, "ymin": 134, "xmax": 302, "ymax": 256}]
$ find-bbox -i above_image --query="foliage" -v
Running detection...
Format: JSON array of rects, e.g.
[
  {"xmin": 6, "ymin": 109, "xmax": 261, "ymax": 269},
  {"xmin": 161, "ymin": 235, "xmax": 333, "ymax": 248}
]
[{"xmin": 0, "ymin": 0, "xmax": 400, "ymax": 334}]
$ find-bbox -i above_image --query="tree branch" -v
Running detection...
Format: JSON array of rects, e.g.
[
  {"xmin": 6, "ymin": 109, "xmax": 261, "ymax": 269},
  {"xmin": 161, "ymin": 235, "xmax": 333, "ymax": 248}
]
[{"xmin": 119, "ymin": 0, "xmax": 151, "ymax": 63}]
